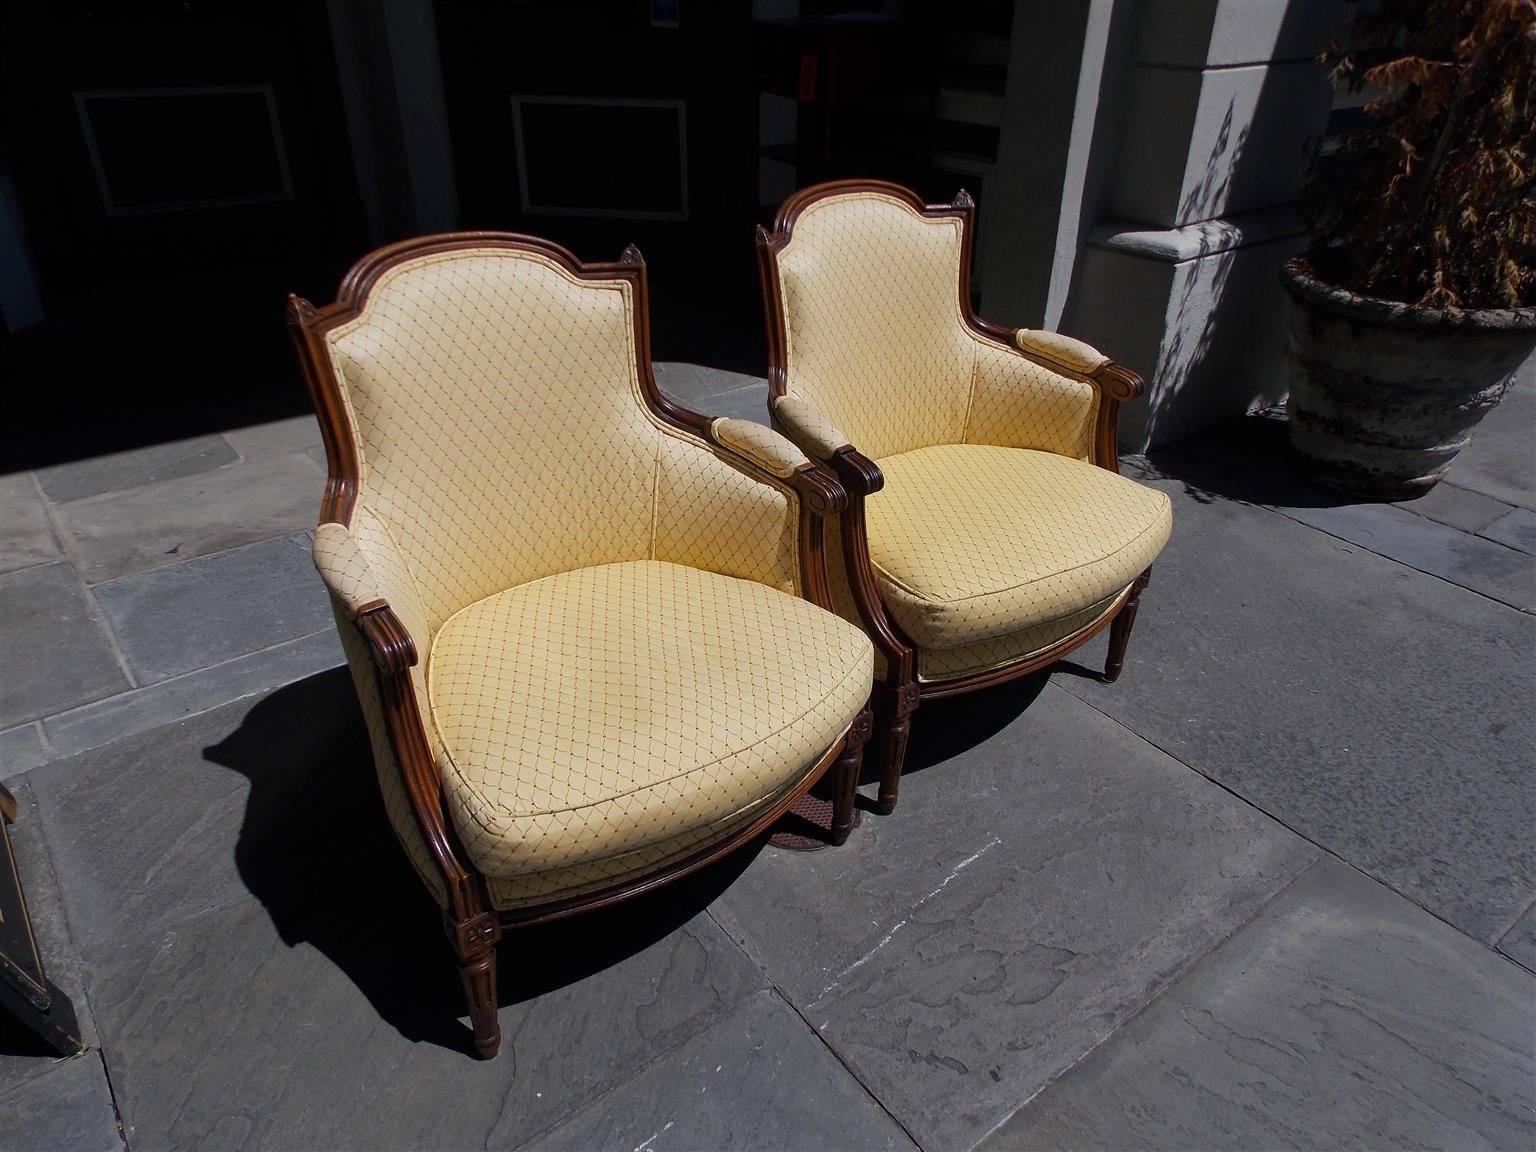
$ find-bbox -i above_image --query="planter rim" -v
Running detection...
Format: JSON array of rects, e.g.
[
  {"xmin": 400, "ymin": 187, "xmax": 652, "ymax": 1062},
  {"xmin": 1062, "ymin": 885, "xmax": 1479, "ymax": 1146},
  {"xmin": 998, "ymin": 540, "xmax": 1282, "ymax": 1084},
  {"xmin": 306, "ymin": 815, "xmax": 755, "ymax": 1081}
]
[{"xmin": 1282, "ymin": 257, "xmax": 1536, "ymax": 332}]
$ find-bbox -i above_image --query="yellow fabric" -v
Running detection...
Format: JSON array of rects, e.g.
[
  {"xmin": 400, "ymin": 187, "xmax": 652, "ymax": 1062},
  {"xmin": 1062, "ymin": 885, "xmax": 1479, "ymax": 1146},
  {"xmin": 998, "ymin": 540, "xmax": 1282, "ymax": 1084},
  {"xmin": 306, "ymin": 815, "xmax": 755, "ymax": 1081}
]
[
  {"xmin": 312, "ymin": 522, "xmax": 382, "ymax": 617},
  {"xmin": 770, "ymin": 190, "xmax": 1104, "ymax": 462},
  {"xmin": 709, "ymin": 417, "xmax": 811, "ymax": 479},
  {"xmin": 965, "ymin": 337, "xmax": 1097, "ymax": 458},
  {"xmin": 1015, "ymin": 329, "xmax": 1109, "ymax": 375},
  {"xmin": 310, "ymin": 244, "xmax": 864, "ymax": 907},
  {"xmin": 917, "ymin": 591, "xmax": 1123, "ymax": 682},
  {"xmin": 772, "ymin": 395, "xmax": 851, "ymax": 460},
  {"xmin": 866, "ymin": 444, "xmax": 1171, "ymax": 649},
  {"xmin": 654, "ymin": 434, "xmax": 798, "ymax": 595},
  {"xmin": 322, "ymin": 247, "xmax": 800, "ymax": 640},
  {"xmin": 775, "ymin": 192, "xmax": 976, "ymax": 460},
  {"xmin": 427, "ymin": 560, "xmax": 872, "ymax": 896},
  {"xmin": 487, "ymin": 789, "xmax": 785, "ymax": 910}
]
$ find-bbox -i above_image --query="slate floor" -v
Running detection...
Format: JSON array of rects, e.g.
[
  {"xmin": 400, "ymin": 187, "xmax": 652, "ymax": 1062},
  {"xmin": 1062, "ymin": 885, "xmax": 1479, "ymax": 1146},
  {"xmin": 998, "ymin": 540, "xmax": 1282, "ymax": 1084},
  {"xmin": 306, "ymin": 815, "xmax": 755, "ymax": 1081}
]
[{"xmin": 1, "ymin": 362, "xmax": 1532, "ymax": 1151}]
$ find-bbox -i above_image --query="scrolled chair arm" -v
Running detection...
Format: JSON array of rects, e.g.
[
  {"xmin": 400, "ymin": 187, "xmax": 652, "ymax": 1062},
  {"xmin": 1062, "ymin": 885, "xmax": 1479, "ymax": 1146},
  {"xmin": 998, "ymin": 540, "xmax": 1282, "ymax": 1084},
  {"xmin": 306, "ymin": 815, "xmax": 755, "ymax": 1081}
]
[
  {"xmin": 708, "ymin": 416, "xmax": 848, "ymax": 515},
  {"xmin": 770, "ymin": 395, "xmax": 850, "ymax": 460},
  {"xmin": 995, "ymin": 329, "xmax": 1144, "ymax": 471},
  {"xmin": 1010, "ymin": 328, "xmax": 1143, "ymax": 400},
  {"xmin": 770, "ymin": 395, "xmax": 884, "ymax": 496},
  {"xmin": 313, "ymin": 521, "xmax": 419, "ymax": 673},
  {"xmin": 1013, "ymin": 329, "xmax": 1109, "ymax": 376}
]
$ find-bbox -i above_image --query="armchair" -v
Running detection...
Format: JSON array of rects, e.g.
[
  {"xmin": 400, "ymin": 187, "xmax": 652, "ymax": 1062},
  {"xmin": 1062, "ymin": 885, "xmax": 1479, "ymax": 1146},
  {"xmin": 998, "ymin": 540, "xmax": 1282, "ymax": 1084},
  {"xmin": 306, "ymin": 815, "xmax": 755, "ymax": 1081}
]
[
  {"xmin": 288, "ymin": 233, "xmax": 874, "ymax": 1059},
  {"xmin": 757, "ymin": 181, "xmax": 1171, "ymax": 813}
]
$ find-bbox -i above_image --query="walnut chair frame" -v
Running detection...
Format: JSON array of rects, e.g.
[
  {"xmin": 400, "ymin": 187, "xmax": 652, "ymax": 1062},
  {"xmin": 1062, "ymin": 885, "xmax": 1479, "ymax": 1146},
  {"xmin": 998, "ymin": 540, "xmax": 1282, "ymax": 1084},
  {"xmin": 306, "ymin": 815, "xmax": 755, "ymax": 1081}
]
[
  {"xmin": 288, "ymin": 232, "xmax": 872, "ymax": 1059},
  {"xmin": 757, "ymin": 180, "xmax": 1154, "ymax": 814}
]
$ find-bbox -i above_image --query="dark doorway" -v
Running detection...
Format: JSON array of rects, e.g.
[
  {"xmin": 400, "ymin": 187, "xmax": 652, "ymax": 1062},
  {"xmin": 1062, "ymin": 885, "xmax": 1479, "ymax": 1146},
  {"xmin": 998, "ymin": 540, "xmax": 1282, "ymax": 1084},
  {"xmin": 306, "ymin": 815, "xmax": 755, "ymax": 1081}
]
[
  {"xmin": 0, "ymin": 1, "xmax": 365, "ymax": 471},
  {"xmin": 434, "ymin": 0, "xmax": 760, "ymax": 373}
]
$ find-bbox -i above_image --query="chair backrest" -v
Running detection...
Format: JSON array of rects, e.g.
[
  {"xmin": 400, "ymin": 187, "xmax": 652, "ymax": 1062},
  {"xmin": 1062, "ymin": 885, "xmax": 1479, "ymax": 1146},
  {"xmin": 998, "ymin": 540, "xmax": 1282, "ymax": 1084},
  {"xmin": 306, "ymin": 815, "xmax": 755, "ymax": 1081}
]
[
  {"xmin": 763, "ymin": 185, "xmax": 979, "ymax": 461},
  {"xmin": 302, "ymin": 238, "xmax": 675, "ymax": 637}
]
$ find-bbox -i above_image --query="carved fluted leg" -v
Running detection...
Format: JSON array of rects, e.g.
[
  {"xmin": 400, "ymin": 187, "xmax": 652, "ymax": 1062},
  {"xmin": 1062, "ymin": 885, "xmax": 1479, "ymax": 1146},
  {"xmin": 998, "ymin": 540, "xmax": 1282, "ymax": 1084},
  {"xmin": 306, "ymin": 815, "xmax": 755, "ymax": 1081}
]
[
  {"xmin": 447, "ymin": 911, "xmax": 502, "ymax": 1058},
  {"xmin": 831, "ymin": 708, "xmax": 873, "ymax": 845},
  {"xmin": 872, "ymin": 680, "xmax": 919, "ymax": 815},
  {"xmin": 1103, "ymin": 569, "xmax": 1152, "ymax": 684}
]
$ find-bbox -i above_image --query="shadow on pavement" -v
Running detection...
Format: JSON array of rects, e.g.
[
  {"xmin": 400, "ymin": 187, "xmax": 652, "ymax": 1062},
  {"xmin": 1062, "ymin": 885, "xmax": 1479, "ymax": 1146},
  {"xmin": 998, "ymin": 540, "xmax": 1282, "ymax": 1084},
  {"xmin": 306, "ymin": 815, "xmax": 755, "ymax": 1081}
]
[
  {"xmin": 900, "ymin": 671, "xmax": 1050, "ymax": 777},
  {"xmin": 1145, "ymin": 409, "xmax": 1376, "ymax": 510},
  {"xmin": 203, "ymin": 669, "xmax": 757, "ymax": 1057}
]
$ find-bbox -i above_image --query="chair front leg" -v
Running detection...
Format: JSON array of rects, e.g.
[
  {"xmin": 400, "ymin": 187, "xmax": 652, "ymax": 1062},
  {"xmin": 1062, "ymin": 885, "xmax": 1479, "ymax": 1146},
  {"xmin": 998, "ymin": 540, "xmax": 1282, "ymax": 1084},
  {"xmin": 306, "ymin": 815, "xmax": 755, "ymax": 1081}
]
[
  {"xmin": 1103, "ymin": 568, "xmax": 1152, "ymax": 684},
  {"xmin": 447, "ymin": 909, "xmax": 502, "ymax": 1058},
  {"xmin": 871, "ymin": 680, "xmax": 920, "ymax": 814},
  {"xmin": 821, "ymin": 446, "xmax": 920, "ymax": 816},
  {"xmin": 831, "ymin": 707, "xmax": 873, "ymax": 844}
]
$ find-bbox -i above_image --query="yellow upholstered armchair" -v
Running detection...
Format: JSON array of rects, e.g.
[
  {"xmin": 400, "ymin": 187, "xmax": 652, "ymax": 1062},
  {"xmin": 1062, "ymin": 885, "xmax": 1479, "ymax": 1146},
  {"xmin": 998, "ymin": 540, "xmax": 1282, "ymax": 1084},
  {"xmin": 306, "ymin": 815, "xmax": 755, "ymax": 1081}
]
[
  {"xmin": 288, "ymin": 233, "xmax": 873, "ymax": 1059},
  {"xmin": 757, "ymin": 181, "xmax": 1171, "ymax": 813}
]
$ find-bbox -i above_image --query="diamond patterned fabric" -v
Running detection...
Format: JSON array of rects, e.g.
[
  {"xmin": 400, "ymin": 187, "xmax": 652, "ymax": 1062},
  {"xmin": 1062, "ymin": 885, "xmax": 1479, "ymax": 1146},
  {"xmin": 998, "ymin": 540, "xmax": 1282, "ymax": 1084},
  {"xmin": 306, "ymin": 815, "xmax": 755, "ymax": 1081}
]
[
  {"xmin": 965, "ymin": 336, "xmax": 1096, "ymax": 458},
  {"xmin": 917, "ymin": 591, "xmax": 1123, "ymax": 682},
  {"xmin": 866, "ymin": 445, "xmax": 1171, "ymax": 649},
  {"xmin": 776, "ymin": 193, "xmax": 976, "ymax": 461},
  {"xmin": 428, "ymin": 560, "xmax": 872, "ymax": 889},
  {"xmin": 772, "ymin": 191, "xmax": 1098, "ymax": 462},
  {"xmin": 310, "ymin": 244, "xmax": 871, "ymax": 906}
]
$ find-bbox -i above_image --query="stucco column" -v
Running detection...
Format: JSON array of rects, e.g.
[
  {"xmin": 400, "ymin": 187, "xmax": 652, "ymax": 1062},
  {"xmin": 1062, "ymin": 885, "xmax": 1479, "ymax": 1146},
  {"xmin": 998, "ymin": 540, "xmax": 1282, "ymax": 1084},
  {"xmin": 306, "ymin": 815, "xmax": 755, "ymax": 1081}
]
[{"xmin": 1058, "ymin": 0, "xmax": 1340, "ymax": 450}]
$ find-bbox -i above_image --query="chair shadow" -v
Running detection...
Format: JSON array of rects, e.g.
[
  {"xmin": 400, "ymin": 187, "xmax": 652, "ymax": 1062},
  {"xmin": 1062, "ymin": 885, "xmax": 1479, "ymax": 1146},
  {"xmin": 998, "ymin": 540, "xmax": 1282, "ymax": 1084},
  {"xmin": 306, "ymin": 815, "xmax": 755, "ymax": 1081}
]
[
  {"xmin": 1147, "ymin": 409, "xmax": 1384, "ymax": 511},
  {"xmin": 870, "ymin": 668, "xmax": 1052, "ymax": 789},
  {"xmin": 203, "ymin": 670, "xmax": 757, "ymax": 1057}
]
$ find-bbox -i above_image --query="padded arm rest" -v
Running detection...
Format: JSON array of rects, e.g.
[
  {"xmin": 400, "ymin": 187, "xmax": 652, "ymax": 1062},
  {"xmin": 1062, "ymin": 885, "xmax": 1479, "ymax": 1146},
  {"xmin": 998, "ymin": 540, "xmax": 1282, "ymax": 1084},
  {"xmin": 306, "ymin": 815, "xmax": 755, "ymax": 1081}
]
[
  {"xmin": 1015, "ymin": 329, "xmax": 1110, "ymax": 376},
  {"xmin": 710, "ymin": 417, "xmax": 814, "ymax": 479},
  {"xmin": 770, "ymin": 395, "xmax": 852, "ymax": 461},
  {"xmin": 314, "ymin": 521, "xmax": 386, "ymax": 619}
]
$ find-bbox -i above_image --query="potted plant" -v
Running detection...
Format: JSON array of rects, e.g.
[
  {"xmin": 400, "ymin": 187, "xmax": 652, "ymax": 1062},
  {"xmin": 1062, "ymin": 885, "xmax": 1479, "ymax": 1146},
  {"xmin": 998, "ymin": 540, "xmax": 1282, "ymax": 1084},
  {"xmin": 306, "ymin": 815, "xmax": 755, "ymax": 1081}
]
[{"xmin": 1283, "ymin": 0, "xmax": 1535, "ymax": 500}]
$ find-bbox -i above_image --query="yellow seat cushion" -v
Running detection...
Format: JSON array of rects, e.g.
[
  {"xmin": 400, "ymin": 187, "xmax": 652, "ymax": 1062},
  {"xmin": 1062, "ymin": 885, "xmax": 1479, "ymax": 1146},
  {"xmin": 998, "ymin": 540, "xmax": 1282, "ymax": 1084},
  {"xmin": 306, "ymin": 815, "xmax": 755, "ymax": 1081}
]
[
  {"xmin": 427, "ymin": 560, "xmax": 873, "ymax": 900},
  {"xmin": 866, "ymin": 444, "xmax": 1172, "ymax": 649}
]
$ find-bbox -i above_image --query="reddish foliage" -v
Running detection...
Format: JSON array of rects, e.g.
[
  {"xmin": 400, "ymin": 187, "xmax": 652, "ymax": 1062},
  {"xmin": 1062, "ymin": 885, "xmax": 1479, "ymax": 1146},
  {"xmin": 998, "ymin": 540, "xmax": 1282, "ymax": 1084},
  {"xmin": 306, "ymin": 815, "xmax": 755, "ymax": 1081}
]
[{"xmin": 1304, "ymin": 0, "xmax": 1535, "ymax": 308}]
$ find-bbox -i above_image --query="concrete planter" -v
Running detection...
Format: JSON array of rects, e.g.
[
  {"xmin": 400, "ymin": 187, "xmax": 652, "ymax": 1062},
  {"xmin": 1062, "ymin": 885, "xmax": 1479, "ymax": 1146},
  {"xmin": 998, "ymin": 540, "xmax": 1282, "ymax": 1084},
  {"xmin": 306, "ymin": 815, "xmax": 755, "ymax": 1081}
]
[{"xmin": 1280, "ymin": 258, "xmax": 1536, "ymax": 500}]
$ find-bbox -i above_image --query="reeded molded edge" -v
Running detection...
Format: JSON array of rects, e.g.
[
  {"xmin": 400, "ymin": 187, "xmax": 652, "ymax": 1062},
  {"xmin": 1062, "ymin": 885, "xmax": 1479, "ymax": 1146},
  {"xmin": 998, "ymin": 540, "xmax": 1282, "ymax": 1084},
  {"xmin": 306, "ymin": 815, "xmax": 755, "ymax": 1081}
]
[{"xmin": 1281, "ymin": 256, "xmax": 1536, "ymax": 332}]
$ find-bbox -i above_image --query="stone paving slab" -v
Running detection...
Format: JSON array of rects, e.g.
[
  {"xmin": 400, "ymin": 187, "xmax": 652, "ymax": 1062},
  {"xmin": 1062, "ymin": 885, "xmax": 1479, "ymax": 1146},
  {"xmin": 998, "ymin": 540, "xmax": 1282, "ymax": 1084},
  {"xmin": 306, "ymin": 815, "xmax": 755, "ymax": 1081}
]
[
  {"xmin": 654, "ymin": 362, "xmax": 769, "ymax": 405},
  {"xmin": 1279, "ymin": 500, "xmax": 1533, "ymax": 611},
  {"xmin": 90, "ymin": 532, "xmax": 331, "ymax": 685},
  {"xmin": 0, "ymin": 780, "xmax": 99, "ymax": 1084},
  {"xmin": 25, "ymin": 671, "xmax": 363, "ymax": 965},
  {"xmin": 40, "ymin": 628, "xmax": 342, "ymax": 760},
  {"xmin": 0, "ymin": 723, "xmax": 49, "ymax": 781},
  {"xmin": 1402, "ymin": 480, "xmax": 1518, "ymax": 534},
  {"xmin": 0, "ymin": 562, "xmax": 130, "ymax": 729},
  {"xmin": 0, "ymin": 472, "xmax": 64, "ymax": 574},
  {"xmin": 51, "ymin": 449, "xmax": 324, "ymax": 584},
  {"xmin": 712, "ymin": 681, "xmax": 1318, "ymax": 1150},
  {"xmin": 221, "ymin": 414, "xmax": 323, "ymax": 462},
  {"xmin": 0, "ymin": 1052, "xmax": 122, "ymax": 1152},
  {"xmin": 1153, "ymin": 409, "xmax": 1535, "ymax": 611},
  {"xmin": 23, "ymin": 672, "xmax": 775, "ymax": 1149},
  {"xmin": 699, "ymin": 384, "xmax": 772, "ymax": 426},
  {"xmin": 981, "ymin": 858, "xmax": 1536, "ymax": 1151},
  {"xmin": 34, "ymin": 434, "xmax": 237, "ymax": 504},
  {"xmin": 1444, "ymin": 371, "xmax": 1535, "ymax": 512},
  {"xmin": 1498, "ymin": 902, "xmax": 1536, "ymax": 972},
  {"xmin": 531, "ymin": 990, "xmax": 918, "ymax": 1152},
  {"xmin": 1480, "ymin": 507, "xmax": 1536, "ymax": 555},
  {"xmin": 1061, "ymin": 465, "xmax": 1535, "ymax": 946},
  {"xmin": 85, "ymin": 895, "xmax": 766, "ymax": 1151}
]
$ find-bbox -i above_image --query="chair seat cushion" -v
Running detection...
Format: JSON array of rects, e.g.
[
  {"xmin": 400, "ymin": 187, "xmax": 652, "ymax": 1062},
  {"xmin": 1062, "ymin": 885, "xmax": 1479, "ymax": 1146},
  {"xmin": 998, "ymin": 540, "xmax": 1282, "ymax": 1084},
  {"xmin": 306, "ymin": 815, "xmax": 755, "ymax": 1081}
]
[
  {"xmin": 866, "ymin": 444, "xmax": 1172, "ymax": 649},
  {"xmin": 427, "ymin": 560, "xmax": 873, "ymax": 893}
]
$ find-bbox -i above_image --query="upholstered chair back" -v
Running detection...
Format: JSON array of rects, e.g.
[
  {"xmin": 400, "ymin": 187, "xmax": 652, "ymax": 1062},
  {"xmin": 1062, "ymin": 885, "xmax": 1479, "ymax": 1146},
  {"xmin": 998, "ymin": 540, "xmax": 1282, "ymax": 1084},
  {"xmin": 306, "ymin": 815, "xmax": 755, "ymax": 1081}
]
[
  {"xmin": 321, "ymin": 248, "xmax": 659, "ymax": 636},
  {"xmin": 319, "ymin": 245, "xmax": 799, "ymax": 641},
  {"xmin": 771, "ymin": 190, "xmax": 978, "ymax": 461}
]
